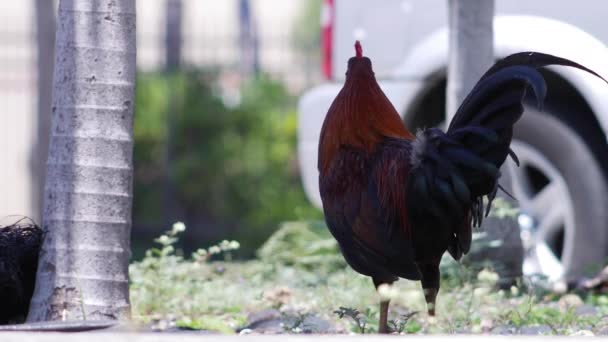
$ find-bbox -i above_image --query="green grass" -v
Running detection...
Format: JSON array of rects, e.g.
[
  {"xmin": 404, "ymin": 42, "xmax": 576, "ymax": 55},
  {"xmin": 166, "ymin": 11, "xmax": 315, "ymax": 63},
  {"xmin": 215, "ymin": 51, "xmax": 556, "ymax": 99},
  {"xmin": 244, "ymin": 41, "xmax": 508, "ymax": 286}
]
[{"xmin": 129, "ymin": 221, "xmax": 608, "ymax": 335}]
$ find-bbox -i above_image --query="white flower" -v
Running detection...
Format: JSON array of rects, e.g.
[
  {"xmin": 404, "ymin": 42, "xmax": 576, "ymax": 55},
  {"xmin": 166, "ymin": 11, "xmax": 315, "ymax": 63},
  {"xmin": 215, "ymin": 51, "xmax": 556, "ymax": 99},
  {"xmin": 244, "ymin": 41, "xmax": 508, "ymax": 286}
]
[
  {"xmin": 510, "ymin": 285, "xmax": 519, "ymax": 296},
  {"xmin": 172, "ymin": 221, "xmax": 186, "ymax": 233},
  {"xmin": 229, "ymin": 240, "xmax": 240, "ymax": 250},
  {"xmin": 209, "ymin": 246, "xmax": 221, "ymax": 254},
  {"xmin": 220, "ymin": 240, "xmax": 231, "ymax": 250},
  {"xmin": 192, "ymin": 248, "xmax": 208, "ymax": 260},
  {"xmin": 157, "ymin": 235, "xmax": 171, "ymax": 245}
]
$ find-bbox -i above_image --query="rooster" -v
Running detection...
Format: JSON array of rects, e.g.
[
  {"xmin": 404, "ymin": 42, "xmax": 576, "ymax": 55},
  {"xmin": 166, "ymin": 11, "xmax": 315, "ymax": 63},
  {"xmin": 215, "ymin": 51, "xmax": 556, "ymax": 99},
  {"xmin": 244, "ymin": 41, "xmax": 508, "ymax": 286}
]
[{"xmin": 318, "ymin": 41, "xmax": 605, "ymax": 333}]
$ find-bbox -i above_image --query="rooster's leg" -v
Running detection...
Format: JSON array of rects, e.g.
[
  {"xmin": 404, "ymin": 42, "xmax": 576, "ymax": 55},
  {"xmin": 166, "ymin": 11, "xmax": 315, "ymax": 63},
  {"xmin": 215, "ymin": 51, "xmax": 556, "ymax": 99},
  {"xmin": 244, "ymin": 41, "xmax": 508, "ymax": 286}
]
[
  {"xmin": 417, "ymin": 261, "xmax": 440, "ymax": 316},
  {"xmin": 373, "ymin": 278, "xmax": 393, "ymax": 333},
  {"xmin": 423, "ymin": 288, "xmax": 438, "ymax": 316},
  {"xmin": 378, "ymin": 300, "xmax": 390, "ymax": 333}
]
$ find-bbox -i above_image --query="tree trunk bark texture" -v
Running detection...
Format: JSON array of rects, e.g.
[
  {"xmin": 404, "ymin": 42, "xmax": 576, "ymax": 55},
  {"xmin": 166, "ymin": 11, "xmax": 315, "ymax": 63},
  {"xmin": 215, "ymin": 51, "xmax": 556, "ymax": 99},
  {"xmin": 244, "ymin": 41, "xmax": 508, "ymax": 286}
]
[{"xmin": 28, "ymin": 0, "xmax": 136, "ymax": 322}]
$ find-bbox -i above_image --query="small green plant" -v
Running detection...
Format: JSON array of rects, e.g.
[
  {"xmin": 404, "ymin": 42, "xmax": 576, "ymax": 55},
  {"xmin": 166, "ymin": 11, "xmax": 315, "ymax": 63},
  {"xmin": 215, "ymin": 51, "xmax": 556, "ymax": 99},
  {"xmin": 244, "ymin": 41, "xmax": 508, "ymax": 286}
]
[
  {"xmin": 388, "ymin": 311, "xmax": 419, "ymax": 334},
  {"xmin": 257, "ymin": 221, "xmax": 345, "ymax": 274},
  {"xmin": 130, "ymin": 222, "xmax": 246, "ymax": 330},
  {"xmin": 334, "ymin": 307, "xmax": 369, "ymax": 334}
]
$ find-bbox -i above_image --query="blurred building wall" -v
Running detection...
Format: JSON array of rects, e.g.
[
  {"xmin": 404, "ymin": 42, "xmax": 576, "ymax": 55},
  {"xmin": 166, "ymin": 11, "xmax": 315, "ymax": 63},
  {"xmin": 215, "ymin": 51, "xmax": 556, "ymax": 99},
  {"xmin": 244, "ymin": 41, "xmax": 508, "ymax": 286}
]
[
  {"xmin": 0, "ymin": 0, "xmax": 319, "ymax": 220},
  {"xmin": 0, "ymin": 1, "xmax": 36, "ymax": 219}
]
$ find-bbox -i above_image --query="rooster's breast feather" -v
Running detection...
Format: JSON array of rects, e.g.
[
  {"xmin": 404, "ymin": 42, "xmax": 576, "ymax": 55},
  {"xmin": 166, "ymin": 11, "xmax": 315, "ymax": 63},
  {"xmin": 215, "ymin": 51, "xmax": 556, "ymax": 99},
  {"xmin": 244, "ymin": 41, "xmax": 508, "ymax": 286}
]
[{"xmin": 320, "ymin": 147, "xmax": 421, "ymax": 281}]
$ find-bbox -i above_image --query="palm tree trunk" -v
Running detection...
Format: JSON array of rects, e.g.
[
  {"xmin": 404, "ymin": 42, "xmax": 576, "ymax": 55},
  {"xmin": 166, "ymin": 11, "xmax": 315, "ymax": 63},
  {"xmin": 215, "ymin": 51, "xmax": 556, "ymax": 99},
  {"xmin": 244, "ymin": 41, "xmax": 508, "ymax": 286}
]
[{"xmin": 27, "ymin": 0, "xmax": 136, "ymax": 321}]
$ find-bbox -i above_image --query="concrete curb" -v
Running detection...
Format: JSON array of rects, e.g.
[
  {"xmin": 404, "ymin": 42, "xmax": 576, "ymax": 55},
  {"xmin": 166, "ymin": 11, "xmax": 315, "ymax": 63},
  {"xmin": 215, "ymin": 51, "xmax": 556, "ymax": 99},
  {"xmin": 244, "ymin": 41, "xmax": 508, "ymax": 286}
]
[{"xmin": 0, "ymin": 333, "xmax": 607, "ymax": 342}]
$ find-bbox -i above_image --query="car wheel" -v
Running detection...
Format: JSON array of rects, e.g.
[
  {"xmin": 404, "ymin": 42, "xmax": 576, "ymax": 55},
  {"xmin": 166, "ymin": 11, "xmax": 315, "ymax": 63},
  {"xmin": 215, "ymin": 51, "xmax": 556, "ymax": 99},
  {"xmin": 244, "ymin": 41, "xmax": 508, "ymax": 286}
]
[{"xmin": 503, "ymin": 108, "xmax": 608, "ymax": 283}]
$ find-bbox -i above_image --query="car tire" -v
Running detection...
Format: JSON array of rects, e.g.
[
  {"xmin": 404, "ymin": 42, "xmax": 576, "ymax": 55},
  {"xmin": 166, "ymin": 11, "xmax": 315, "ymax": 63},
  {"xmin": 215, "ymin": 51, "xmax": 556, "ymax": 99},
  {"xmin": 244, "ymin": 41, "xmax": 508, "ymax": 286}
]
[{"xmin": 504, "ymin": 108, "xmax": 608, "ymax": 283}]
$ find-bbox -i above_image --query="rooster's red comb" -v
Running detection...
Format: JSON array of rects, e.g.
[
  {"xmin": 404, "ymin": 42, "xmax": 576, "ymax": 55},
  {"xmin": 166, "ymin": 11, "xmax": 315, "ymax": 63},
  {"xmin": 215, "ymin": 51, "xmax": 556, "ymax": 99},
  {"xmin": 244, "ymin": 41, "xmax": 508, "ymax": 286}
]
[{"xmin": 355, "ymin": 40, "xmax": 362, "ymax": 58}]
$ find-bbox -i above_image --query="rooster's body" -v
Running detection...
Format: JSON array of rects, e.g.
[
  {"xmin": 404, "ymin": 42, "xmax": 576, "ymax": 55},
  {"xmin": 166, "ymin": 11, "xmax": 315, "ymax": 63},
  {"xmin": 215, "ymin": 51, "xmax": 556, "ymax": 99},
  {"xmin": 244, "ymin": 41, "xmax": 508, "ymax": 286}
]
[{"xmin": 318, "ymin": 42, "xmax": 605, "ymax": 333}]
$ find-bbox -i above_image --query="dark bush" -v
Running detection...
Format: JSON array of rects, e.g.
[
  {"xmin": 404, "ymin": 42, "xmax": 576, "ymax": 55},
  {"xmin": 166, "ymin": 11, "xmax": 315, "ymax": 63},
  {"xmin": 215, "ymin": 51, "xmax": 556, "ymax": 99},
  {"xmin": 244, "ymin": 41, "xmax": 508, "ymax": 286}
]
[
  {"xmin": 133, "ymin": 71, "xmax": 321, "ymax": 256},
  {"xmin": 0, "ymin": 218, "xmax": 42, "ymax": 324}
]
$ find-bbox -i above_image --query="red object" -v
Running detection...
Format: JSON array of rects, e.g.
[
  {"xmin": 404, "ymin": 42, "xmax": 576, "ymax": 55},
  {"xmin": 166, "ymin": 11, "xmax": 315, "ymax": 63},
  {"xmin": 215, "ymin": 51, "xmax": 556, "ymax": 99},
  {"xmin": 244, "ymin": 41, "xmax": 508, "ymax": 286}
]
[
  {"xmin": 321, "ymin": 0, "xmax": 334, "ymax": 79},
  {"xmin": 354, "ymin": 40, "xmax": 362, "ymax": 58}
]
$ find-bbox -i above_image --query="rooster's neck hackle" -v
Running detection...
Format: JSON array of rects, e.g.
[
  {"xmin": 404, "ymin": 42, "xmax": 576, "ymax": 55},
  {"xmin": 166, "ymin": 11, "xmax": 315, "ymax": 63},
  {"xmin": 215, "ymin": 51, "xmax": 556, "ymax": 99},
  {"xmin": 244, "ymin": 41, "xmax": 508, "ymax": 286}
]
[{"xmin": 319, "ymin": 41, "xmax": 414, "ymax": 173}]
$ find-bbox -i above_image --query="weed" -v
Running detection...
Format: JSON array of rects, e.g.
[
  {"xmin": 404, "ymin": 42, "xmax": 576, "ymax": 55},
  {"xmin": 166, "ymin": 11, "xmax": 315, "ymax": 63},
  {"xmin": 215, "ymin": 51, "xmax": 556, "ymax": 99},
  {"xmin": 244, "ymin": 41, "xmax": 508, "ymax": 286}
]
[
  {"xmin": 388, "ymin": 311, "xmax": 419, "ymax": 334},
  {"xmin": 334, "ymin": 307, "xmax": 369, "ymax": 333}
]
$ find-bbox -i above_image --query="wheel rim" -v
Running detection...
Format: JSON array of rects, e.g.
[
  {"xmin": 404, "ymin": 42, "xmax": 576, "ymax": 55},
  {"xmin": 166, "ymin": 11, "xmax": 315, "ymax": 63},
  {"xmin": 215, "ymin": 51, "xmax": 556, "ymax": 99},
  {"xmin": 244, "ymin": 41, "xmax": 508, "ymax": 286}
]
[{"xmin": 507, "ymin": 141, "xmax": 575, "ymax": 282}]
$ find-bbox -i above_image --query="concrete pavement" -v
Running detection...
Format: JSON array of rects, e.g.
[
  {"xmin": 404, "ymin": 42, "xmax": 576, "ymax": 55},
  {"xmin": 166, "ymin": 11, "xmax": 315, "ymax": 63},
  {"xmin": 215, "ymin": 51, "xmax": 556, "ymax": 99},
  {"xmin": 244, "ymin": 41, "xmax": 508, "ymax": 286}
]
[{"xmin": 0, "ymin": 332, "xmax": 607, "ymax": 341}]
